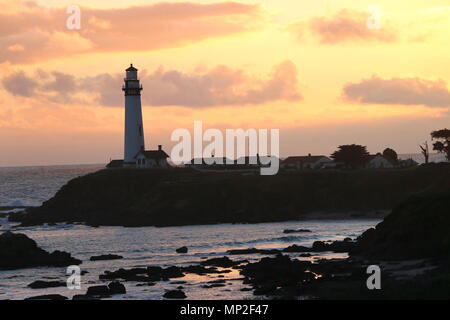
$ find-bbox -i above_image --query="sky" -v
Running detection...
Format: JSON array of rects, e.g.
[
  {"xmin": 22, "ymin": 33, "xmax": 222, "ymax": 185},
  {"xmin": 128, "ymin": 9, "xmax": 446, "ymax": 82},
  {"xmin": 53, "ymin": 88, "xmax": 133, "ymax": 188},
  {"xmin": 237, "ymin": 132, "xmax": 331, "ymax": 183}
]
[{"xmin": 0, "ymin": 0, "xmax": 449, "ymax": 166}]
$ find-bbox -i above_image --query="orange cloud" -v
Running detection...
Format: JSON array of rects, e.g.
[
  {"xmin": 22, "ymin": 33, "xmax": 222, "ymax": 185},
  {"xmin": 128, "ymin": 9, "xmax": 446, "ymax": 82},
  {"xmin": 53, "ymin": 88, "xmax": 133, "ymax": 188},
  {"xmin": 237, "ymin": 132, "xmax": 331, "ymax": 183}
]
[
  {"xmin": 2, "ymin": 61, "xmax": 302, "ymax": 107},
  {"xmin": 342, "ymin": 76, "xmax": 450, "ymax": 108},
  {"xmin": 0, "ymin": 1, "xmax": 263, "ymax": 64},
  {"xmin": 289, "ymin": 9, "xmax": 398, "ymax": 44}
]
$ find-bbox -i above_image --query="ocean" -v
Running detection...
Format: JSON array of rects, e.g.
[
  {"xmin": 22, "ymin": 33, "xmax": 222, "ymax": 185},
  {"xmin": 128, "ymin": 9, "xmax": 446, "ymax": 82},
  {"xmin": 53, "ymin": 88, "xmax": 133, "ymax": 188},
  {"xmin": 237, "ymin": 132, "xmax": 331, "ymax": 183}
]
[{"xmin": 0, "ymin": 157, "xmax": 443, "ymax": 300}]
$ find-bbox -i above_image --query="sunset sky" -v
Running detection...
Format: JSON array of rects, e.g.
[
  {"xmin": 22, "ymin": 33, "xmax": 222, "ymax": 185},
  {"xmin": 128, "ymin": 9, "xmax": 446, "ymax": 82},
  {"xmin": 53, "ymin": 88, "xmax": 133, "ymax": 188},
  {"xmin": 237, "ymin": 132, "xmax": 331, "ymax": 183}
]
[{"xmin": 1, "ymin": 0, "xmax": 450, "ymax": 166}]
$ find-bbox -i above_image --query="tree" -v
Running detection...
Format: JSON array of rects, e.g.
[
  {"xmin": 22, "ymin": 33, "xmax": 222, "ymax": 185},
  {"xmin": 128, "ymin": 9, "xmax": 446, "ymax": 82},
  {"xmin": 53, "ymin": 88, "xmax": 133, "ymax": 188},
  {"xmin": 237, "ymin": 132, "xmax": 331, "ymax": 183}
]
[
  {"xmin": 419, "ymin": 141, "xmax": 429, "ymax": 164},
  {"xmin": 331, "ymin": 144, "xmax": 370, "ymax": 169},
  {"xmin": 431, "ymin": 129, "xmax": 450, "ymax": 160},
  {"xmin": 382, "ymin": 148, "xmax": 398, "ymax": 164}
]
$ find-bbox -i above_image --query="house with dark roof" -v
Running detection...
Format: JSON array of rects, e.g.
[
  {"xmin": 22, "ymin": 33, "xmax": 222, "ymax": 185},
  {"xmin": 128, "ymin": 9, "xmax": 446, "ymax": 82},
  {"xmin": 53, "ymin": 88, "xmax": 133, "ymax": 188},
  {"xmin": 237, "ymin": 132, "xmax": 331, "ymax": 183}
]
[
  {"xmin": 281, "ymin": 154, "xmax": 333, "ymax": 170},
  {"xmin": 135, "ymin": 145, "xmax": 170, "ymax": 168}
]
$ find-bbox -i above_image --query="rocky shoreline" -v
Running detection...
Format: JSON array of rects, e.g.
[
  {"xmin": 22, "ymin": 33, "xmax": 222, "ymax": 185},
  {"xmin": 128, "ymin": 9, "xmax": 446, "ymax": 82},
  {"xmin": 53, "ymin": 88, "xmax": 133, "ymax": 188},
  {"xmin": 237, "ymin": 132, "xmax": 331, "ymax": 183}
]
[
  {"xmin": 9, "ymin": 163, "xmax": 450, "ymax": 227},
  {"xmin": 4, "ymin": 188, "xmax": 450, "ymax": 301},
  {"xmin": 2, "ymin": 163, "xmax": 449, "ymax": 300}
]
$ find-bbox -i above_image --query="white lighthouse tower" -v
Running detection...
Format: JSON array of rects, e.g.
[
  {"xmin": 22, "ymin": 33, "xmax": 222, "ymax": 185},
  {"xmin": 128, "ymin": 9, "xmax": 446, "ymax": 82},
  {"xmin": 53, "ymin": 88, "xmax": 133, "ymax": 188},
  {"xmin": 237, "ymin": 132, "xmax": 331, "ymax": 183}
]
[{"xmin": 123, "ymin": 64, "xmax": 145, "ymax": 166}]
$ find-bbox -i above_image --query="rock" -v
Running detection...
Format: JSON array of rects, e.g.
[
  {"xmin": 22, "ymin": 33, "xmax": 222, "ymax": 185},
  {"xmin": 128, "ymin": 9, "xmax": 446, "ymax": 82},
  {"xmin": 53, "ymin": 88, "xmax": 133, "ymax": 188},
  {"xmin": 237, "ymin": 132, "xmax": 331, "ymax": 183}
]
[
  {"xmin": 72, "ymin": 294, "xmax": 99, "ymax": 300},
  {"xmin": 0, "ymin": 231, "xmax": 81, "ymax": 270},
  {"xmin": 176, "ymin": 246, "xmax": 188, "ymax": 254},
  {"xmin": 283, "ymin": 229, "xmax": 312, "ymax": 234},
  {"xmin": 299, "ymin": 253, "xmax": 312, "ymax": 257},
  {"xmin": 312, "ymin": 240, "xmax": 356, "ymax": 253},
  {"xmin": 25, "ymin": 294, "xmax": 68, "ymax": 300},
  {"xmin": 352, "ymin": 189, "xmax": 450, "ymax": 260},
  {"xmin": 163, "ymin": 266, "xmax": 184, "ymax": 278},
  {"xmin": 240, "ymin": 287, "xmax": 253, "ymax": 291},
  {"xmin": 227, "ymin": 248, "xmax": 280, "ymax": 255},
  {"xmin": 282, "ymin": 244, "xmax": 312, "ymax": 253},
  {"xmin": 208, "ymin": 279, "xmax": 226, "ymax": 284},
  {"xmin": 99, "ymin": 267, "xmax": 148, "ymax": 281},
  {"xmin": 182, "ymin": 265, "xmax": 226, "ymax": 275},
  {"xmin": 28, "ymin": 280, "xmax": 66, "ymax": 289},
  {"xmin": 200, "ymin": 256, "xmax": 245, "ymax": 268},
  {"xmin": 100, "ymin": 265, "xmax": 183, "ymax": 282},
  {"xmin": 90, "ymin": 254, "xmax": 123, "ymax": 261},
  {"xmin": 163, "ymin": 290, "xmax": 186, "ymax": 299},
  {"xmin": 86, "ymin": 285, "xmax": 110, "ymax": 297},
  {"xmin": 239, "ymin": 254, "xmax": 311, "ymax": 291},
  {"xmin": 202, "ymin": 283, "xmax": 226, "ymax": 289},
  {"xmin": 108, "ymin": 281, "xmax": 126, "ymax": 294}
]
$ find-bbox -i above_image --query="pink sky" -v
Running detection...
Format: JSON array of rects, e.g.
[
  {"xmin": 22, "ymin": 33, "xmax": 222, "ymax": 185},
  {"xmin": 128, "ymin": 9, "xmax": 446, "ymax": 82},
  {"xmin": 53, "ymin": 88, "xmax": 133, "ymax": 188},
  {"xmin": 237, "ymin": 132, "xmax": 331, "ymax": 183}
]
[{"xmin": 1, "ymin": 0, "xmax": 449, "ymax": 166}]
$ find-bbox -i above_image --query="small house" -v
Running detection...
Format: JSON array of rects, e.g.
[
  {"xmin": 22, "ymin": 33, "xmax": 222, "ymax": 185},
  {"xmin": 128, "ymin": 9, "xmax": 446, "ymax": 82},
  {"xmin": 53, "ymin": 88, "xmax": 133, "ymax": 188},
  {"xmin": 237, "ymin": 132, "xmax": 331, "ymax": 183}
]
[{"xmin": 135, "ymin": 145, "xmax": 170, "ymax": 168}]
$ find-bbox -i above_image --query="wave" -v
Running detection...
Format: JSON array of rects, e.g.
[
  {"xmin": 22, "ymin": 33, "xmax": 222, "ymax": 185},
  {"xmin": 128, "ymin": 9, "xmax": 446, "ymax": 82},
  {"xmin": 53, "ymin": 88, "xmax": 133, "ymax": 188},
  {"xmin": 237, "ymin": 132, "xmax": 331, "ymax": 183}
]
[{"xmin": 194, "ymin": 234, "xmax": 317, "ymax": 249}]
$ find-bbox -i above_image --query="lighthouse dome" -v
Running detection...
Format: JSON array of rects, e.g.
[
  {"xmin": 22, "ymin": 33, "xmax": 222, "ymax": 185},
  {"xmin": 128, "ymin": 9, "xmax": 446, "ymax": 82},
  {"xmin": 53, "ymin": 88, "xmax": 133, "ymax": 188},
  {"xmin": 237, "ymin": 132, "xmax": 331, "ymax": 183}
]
[
  {"xmin": 126, "ymin": 64, "xmax": 138, "ymax": 71},
  {"xmin": 126, "ymin": 64, "xmax": 138, "ymax": 80}
]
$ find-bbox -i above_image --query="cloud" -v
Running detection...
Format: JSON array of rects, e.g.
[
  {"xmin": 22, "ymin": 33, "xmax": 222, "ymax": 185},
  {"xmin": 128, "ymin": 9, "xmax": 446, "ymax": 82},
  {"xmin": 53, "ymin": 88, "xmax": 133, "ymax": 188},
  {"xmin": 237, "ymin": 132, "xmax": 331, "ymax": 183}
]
[
  {"xmin": 2, "ymin": 70, "xmax": 39, "ymax": 97},
  {"xmin": 342, "ymin": 76, "xmax": 450, "ymax": 108},
  {"xmin": 289, "ymin": 9, "xmax": 398, "ymax": 44},
  {"xmin": 0, "ymin": 1, "xmax": 262, "ymax": 64},
  {"xmin": 143, "ymin": 60, "xmax": 302, "ymax": 107},
  {"xmin": 1, "ymin": 61, "xmax": 302, "ymax": 107}
]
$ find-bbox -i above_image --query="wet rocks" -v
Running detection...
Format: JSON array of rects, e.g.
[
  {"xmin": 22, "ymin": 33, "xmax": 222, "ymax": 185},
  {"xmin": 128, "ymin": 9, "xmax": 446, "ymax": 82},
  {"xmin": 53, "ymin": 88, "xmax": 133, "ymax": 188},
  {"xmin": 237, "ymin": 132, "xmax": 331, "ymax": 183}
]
[
  {"xmin": 28, "ymin": 280, "xmax": 66, "ymax": 289},
  {"xmin": 82, "ymin": 282, "xmax": 127, "ymax": 298},
  {"xmin": 283, "ymin": 229, "xmax": 312, "ymax": 234},
  {"xmin": 281, "ymin": 245, "xmax": 312, "ymax": 253},
  {"xmin": 25, "ymin": 294, "xmax": 68, "ymax": 300},
  {"xmin": 100, "ymin": 266, "xmax": 184, "ymax": 282},
  {"xmin": 200, "ymin": 256, "xmax": 245, "ymax": 268},
  {"xmin": 227, "ymin": 248, "xmax": 280, "ymax": 255},
  {"xmin": 90, "ymin": 254, "xmax": 123, "ymax": 261},
  {"xmin": 72, "ymin": 294, "xmax": 99, "ymax": 300},
  {"xmin": 0, "ymin": 231, "xmax": 81, "ymax": 270},
  {"xmin": 163, "ymin": 289, "xmax": 186, "ymax": 299},
  {"xmin": 108, "ymin": 281, "xmax": 126, "ymax": 294},
  {"xmin": 181, "ymin": 265, "xmax": 230, "ymax": 275},
  {"xmin": 176, "ymin": 246, "xmax": 188, "ymax": 254},
  {"xmin": 87, "ymin": 285, "xmax": 111, "ymax": 297},
  {"xmin": 239, "ymin": 254, "xmax": 312, "ymax": 295},
  {"xmin": 227, "ymin": 240, "xmax": 356, "ymax": 257},
  {"xmin": 162, "ymin": 266, "xmax": 185, "ymax": 279},
  {"xmin": 202, "ymin": 279, "xmax": 227, "ymax": 288},
  {"xmin": 100, "ymin": 267, "xmax": 148, "ymax": 281},
  {"xmin": 312, "ymin": 239, "xmax": 355, "ymax": 253},
  {"xmin": 202, "ymin": 283, "xmax": 226, "ymax": 289}
]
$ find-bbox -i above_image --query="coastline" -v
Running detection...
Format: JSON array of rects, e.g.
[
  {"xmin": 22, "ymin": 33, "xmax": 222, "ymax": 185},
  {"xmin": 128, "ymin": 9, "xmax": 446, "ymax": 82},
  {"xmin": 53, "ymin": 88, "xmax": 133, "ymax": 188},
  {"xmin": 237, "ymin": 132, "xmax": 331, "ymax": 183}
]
[{"xmin": 11, "ymin": 164, "xmax": 449, "ymax": 227}]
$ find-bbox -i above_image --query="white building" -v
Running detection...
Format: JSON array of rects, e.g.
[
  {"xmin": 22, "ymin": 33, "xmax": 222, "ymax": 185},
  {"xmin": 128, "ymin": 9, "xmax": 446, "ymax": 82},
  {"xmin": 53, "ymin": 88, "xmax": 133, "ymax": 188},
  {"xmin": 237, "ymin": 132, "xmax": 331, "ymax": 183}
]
[
  {"xmin": 123, "ymin": 64, "xmax": 145, "ymax": 166},
  {"xmin": 135, "ymin": 145, "xmax": 170, "ymax": 168}
]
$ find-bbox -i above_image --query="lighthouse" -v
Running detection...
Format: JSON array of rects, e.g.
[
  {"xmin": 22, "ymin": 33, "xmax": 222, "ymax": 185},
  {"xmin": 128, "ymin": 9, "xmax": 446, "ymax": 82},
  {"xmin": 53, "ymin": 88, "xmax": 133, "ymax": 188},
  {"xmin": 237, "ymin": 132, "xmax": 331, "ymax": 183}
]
[{"xmin": 123, "ymin": 64, "xmax": 145, "ymax": 166}]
